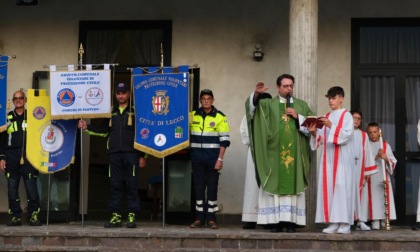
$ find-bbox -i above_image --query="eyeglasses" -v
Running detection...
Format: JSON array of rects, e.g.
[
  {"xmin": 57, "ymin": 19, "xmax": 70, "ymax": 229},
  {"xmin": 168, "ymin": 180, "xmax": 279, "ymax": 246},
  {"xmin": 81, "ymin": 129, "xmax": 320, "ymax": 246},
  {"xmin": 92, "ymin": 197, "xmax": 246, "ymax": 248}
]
[{"xmin": 13, "ymin": 97, "xmax": 24, "ymax": 101}]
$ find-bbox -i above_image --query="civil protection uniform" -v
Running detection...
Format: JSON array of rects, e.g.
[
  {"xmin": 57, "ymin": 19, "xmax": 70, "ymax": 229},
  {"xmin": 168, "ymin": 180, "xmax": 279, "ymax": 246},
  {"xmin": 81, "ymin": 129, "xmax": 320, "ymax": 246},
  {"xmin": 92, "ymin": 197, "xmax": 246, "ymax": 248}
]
[
  {"xmin": 190, "ymin": 106, "xmax": 230, "ymax": 224},
  {"xmin": 0, "ymin": 110, "xmax": 41, "ymax": 224},
  {"xmin": 85, "ymin": 105, "xmax": 145, "ymax": 225}
]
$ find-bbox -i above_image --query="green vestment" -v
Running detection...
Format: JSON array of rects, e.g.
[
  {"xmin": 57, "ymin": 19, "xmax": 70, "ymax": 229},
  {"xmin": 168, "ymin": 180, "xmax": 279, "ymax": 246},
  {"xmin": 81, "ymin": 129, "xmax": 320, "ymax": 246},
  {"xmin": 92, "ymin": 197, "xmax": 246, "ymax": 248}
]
[{"xmin": 245, "ymin": 96, "xmax": 314, "ymax": 196}]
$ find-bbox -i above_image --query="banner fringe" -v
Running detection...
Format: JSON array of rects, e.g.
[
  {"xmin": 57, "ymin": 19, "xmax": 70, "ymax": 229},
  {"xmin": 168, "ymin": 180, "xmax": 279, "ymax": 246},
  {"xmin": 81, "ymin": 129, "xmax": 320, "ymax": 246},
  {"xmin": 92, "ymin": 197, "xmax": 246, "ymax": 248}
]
[
  {"xmin": 0, "ymin": 125, "xmax": 6, "ymax": 133},
  {"xmin": 51, "ymin": 113, "xmax": 111, "ymax": 120},
  {"xmin": 134, "ymin": 141, "xmax": 190, "ymax": 158}
]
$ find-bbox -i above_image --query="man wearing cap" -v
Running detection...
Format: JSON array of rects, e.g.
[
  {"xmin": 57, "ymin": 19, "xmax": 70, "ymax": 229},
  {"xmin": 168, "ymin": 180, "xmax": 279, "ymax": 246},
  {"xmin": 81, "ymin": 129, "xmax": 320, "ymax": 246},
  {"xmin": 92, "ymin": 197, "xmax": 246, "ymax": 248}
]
[
  {"xmin": 189, "ymin": 89, "xmax": 230, "ymax": 229},
  {"xmin": 78, "ymin": 82, "xmax": 147, "ymax": 228},
  {"xmin": 246, "ymin": 74, "xmax": 314, "ymax": 232}
]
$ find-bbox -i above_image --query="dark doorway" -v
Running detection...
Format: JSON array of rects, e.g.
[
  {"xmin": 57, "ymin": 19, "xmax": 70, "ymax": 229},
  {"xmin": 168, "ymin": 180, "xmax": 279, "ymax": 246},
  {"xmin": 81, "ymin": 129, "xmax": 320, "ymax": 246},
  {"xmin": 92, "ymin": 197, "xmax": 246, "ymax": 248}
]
[{"xmin": 78, "ymin": 20, "xmax": 173, "ymax": 221}]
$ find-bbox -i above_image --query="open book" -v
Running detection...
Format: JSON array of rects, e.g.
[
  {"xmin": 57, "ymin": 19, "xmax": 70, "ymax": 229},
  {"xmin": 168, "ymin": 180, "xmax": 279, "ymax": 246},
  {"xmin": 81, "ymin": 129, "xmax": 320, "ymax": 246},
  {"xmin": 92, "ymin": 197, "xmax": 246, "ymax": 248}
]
[{"xmin": 301, "ymin": 116, "xmax": 327, "ymax": 129}]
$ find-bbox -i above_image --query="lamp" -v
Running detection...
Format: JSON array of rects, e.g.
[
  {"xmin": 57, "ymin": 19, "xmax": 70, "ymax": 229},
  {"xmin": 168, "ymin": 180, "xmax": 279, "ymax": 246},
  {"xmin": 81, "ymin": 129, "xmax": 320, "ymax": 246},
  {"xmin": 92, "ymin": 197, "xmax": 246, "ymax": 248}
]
[
  {"xmin": 15, "ymin": 0, "xmax": 39, "ymax": 6},
  {"xmin": 253, "ymin": 43, "xmax": 264, "ymax": 61}
]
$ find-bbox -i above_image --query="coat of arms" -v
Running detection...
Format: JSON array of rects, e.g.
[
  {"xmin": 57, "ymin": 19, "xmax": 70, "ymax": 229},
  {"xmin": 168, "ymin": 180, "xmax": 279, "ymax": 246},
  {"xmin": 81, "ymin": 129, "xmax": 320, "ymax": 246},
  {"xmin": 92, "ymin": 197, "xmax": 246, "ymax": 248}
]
[{"xmin": 152, "ymin": 90, "xmax": 169, "ymax": 115}]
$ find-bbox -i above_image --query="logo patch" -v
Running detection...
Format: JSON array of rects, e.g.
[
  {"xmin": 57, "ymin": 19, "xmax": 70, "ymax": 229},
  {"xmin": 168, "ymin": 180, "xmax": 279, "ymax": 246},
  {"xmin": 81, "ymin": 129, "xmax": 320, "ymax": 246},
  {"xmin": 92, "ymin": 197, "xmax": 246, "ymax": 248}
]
[
  {"xmin": 152, "ymin": 90, "xmax": 169, "ymax": 115},
  {"xmin": 175, "ymin": 126, "xmax": 183, "ymax": 138},
  {"xmin": 40, "ymin": 124, "xmax": 64, "ymax": 152},
  {"xmin": 140, "ymin": 128, "xmax": 150, "ymax": 139},
  {"xmin": 33, "ymin": 106, "xmax": 46, "ymax": 120},
  {"xmin": 57, "ymin": 88, "xmax": 76, "ymax": 107},
  {"xmin": 85, "ymin": 87, "xmax": 104, "ymax": 106},
  {"xmin": 154, "ymin": 133, "xmax": 166, "ymax": 147}
]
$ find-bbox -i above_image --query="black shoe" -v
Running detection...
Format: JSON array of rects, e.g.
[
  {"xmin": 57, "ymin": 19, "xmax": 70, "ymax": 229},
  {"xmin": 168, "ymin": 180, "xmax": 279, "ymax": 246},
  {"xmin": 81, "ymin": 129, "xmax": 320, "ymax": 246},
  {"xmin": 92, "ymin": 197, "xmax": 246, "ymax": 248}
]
[
  {"xmin": 190, "ymin": 220, "xmax": 203, "ymax": 228},
  {"xmin": 242, "ymin": 222, "xmax": 256, "ymax": 229},
  {"xmin": 286, "ymin": 222, "xmax": 296, "ymax": 233},
  {"xmin": 126, "ymin": 212, "xmax": 136, "ymax": 228},
  {"xmin": 104, "ymin": 213, "xmax": 122, "ymax": 228},
  {"xmin": 7, "ymin": 217, "xmax": 22, "ymax": 226},
  {"xmin": 270, "ymin": 223, "xmax": 283, "ymax": 233},
  {"xmin": 29, "ymin": 211, "xmax": 42, "ymax": 226},
  {"xmin": 412, "ymin": 222, "xmax": 420, "ymax": 230}
]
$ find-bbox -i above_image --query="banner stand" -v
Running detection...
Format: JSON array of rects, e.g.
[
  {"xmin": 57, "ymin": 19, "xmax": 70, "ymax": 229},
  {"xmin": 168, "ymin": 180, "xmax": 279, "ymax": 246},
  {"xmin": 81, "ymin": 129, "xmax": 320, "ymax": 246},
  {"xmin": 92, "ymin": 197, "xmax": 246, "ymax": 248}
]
[
  {"xmin": 46, "ymin": 174, "xmax": 51, "ymax": 226},
  {"xmin": 79, "ymin": 44, "xmax": 85, "ymax": 228},
  {"xmin": 162, "ymin": 157, "xmax": 166, "ymax": 228},
  {"xmin": 80, "ymin": 129, "xmax": 84, "ymax": 227}
]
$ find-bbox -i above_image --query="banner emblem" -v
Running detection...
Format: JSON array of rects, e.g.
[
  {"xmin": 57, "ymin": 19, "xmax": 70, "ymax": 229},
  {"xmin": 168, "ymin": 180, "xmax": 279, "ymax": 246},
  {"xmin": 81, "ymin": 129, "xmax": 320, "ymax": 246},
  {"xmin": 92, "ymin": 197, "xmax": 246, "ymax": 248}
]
[
  {"xmin": 86, "ymin": 87, "xmax": 104, "ymax": 106},
  {"xmin": 140, "ymin": 128, "xmax": 150, "ymax": 139},
  {"xmin": 154, "ymin": 133, "xmax": 167, "ymax": 146},
  {"xmin": 33, "ymin": 106, "xmax": 46, "ymax": 120},
  {"xmin": 175, "ymin": 126, "xmax": 183, "ymax": 138},
  {"xmin": 41, "ymin": 125, "xmax": 63, "ymax": 150},
  {"xmin": 57, "ymin": 88, "xmax": 76, "ymax": 107},
  {"xmin": 152, "ymin": 90, "xmax": 169, "ymax": 115}
]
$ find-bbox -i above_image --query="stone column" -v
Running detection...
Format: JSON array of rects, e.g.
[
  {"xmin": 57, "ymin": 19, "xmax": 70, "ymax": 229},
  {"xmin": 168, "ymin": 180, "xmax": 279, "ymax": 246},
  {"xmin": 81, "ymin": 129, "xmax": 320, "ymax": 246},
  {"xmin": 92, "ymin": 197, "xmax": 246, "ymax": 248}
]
[{"xmin": 289, "ymin": 0, "xmax": 318, "ymax": 231}]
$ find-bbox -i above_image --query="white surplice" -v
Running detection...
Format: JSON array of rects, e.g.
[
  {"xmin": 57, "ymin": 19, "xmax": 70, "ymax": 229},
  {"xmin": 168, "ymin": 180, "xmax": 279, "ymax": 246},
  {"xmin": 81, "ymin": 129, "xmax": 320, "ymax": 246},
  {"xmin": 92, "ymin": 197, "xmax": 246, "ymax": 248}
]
[
  {"xmin": 310, "ymin": 108, "xmax": 355, "ymax": 225},
  {"xmin": 239, "ymin": 116, "xmax": 259, "ymax": 222},
  {"xmin": 352, "ymin": 129, "xmax": 377, "ymax": 222},
  {"xmin": 257, "ymin": 189, "xmax": 306, "ymax": 225},
  {"xmin": 367, "ymin": 140, "xmax": 397, "ymax": 221}
]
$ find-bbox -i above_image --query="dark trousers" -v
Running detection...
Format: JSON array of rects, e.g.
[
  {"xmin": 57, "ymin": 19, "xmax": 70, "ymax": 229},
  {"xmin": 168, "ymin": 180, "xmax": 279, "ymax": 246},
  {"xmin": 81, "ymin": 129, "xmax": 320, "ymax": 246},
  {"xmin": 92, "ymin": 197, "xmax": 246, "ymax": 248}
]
[
  {"xmin": 5, "ymin": 148, "xmax": 40, "ymax": 218},
  {"xmin": 108, "ymin": 152, "xmax": 140, "ymax": 214},
  {"xmin": 192, "ymin": 160, "xmax": 220, "ymax": 223}
]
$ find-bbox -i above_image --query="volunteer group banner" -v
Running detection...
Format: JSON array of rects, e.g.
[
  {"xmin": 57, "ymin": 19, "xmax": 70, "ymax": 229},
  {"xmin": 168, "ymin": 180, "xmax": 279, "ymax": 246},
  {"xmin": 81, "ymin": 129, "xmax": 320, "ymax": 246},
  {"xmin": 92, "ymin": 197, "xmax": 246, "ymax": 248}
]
[
  {"xmin": 26, "ymin": 89, "xmax": 77, "ymax": 174},
  {"xmin": 133, "ymin": 66, "xmax": 190, "ymax": 158},
  {"xmin": 0, "ymin": 56, "xmax": 8, "ymax": 132},
  {"xmin": 49, "ymin": 69, "xmax": 111, "ymax": 119}
]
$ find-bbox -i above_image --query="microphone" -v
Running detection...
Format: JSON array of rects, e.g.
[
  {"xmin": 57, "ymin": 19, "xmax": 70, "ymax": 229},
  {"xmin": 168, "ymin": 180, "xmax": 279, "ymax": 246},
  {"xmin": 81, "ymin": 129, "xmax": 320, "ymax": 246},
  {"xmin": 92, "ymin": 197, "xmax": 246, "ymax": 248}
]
[{"xmin": 286, "ymin": 93, "xmax": 291, "ymax": 108}]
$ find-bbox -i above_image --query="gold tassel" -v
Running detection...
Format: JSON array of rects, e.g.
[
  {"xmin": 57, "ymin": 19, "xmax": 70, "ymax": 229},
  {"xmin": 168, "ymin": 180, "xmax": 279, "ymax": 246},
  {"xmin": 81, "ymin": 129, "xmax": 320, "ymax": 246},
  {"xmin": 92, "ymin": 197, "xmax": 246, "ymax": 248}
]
[
  {"xmin": 71, "ymin": 155, "xmax": 75, "ymax": 164},
  {"xmin": 20, "ymin": 157, "xmax": 24, "ymax": 165},
  {"xmin": 7, "ymin": 100, "xmax": 10, "ymax": 110},
  {"xmin": 128, "ymin": 113, "xmax": 132, "ymax": 126},
  {"xmin": 109, "ymin": 119, "xmax": 112, "ymax": 127}
]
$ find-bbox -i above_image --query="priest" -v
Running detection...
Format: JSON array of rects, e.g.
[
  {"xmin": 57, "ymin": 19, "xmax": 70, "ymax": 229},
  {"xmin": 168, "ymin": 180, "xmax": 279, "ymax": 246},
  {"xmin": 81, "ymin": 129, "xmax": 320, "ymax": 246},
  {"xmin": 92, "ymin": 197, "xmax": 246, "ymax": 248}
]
[{"xmin": 245, "ymin": 74, "xmax": 314, "ymax": 232}]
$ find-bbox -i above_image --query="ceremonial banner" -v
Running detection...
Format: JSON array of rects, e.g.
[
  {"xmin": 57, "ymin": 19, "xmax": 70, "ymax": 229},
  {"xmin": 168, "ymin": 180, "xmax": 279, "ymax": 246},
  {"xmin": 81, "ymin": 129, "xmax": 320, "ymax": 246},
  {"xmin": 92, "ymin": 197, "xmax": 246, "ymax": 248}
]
[
  {"xmin": 49, "ymin": 69, "xmax": 111, "ymax": 119},
  {"xmin": 133, "ymin": 66, "xmax": 190, "ymax": 158},
  {"xmin": 0, "ymin": 56, "xmax": 8, "ymax": 132},
  {"xmin": 26, "ymin": 89, "xmax": 77, "ymax": 174}
]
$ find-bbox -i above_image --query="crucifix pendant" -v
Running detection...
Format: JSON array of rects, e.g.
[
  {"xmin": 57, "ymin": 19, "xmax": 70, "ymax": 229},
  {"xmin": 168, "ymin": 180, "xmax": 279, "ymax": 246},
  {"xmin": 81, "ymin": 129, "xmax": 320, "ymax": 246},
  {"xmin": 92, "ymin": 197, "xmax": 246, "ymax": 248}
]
[{"xmin": 282, "ymin": 114, "xmax": 289, "ymax": 122}]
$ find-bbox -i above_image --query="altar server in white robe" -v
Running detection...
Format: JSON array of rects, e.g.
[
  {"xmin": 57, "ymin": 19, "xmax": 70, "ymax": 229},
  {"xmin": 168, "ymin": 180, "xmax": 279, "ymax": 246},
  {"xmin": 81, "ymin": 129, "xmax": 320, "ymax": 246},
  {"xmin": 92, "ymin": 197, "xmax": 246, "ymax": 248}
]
[
  {"xmin": 239, "ymin": 115, "xmax": 259, "ymax": 229},
  {"xmin": 366, "ymin": 122, "xmax": 397, "ymax": 230},
  {"xmin": 308, "ymin": 86, "xmax": 355, "ymax": 234},
  {"xmin": 350, "ymin": 109, "xmax": 377, "ymax": 231}
]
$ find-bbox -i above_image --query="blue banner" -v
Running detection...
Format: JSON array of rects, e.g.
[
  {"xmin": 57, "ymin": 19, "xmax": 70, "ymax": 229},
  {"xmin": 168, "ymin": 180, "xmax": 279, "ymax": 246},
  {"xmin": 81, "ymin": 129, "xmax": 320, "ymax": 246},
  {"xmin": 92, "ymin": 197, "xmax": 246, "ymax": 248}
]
[
  {"xmin": 0, "ymin": 56, "xmax": 8, "ymax": 132},
  {"xmin": 133, "ymin": 66, "xmax": 190, "ymax": 158}
]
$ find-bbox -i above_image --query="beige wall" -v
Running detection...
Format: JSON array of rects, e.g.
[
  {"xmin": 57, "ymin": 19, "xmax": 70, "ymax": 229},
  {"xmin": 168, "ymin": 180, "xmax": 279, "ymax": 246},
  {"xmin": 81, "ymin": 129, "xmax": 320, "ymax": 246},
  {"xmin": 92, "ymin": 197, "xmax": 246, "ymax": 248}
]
[{"xmin": 0, "ymin": 0, "xmax": 418, "ymax": 215}]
